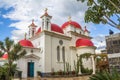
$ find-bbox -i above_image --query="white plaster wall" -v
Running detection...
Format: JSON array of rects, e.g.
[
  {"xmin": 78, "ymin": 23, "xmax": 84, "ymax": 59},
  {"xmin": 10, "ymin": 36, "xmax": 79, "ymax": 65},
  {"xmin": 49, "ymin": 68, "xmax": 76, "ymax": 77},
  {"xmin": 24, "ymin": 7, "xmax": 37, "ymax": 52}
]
[
  {"xmin": 17, "ymin": 34, "xmax": 45, "ymax": 78},
  {"xmin": 84, "ymin": 32, "xmax": 89, "ymax": 36},
  {"xmin": 17, "ymin": 58, "xmax": 27, "ymax": 78},
  {"xmin": 76, "ymin": 28, "xmax": 80, "ymax": 34},
  {"xmin": 108, "ymin": 53, "xmax": 120, "ymax": 58},
  {"xmin": 77, "ymin": 47, "xmax": 95, "ymax": 55},
  {"xmin": 38, "ymin": 35, "xmax": 45, "ymax": 72},
  {"xmin": 70, "ymin": 48, "xmax": 77, "ymax": 70},
  {"xmin": 44, "ymin": 34, "xmax": 72, "ymax": 72},
  {"xmin": 17, "ymin": 48, "xmax": 41, "ymax": 78},
  {"xmin": 76, "ymin": 47, "xmax": 95, "ymax": 69},
  {"xmin": 31, "ymin": 34, "xmax": 45, "ymax": 72}
]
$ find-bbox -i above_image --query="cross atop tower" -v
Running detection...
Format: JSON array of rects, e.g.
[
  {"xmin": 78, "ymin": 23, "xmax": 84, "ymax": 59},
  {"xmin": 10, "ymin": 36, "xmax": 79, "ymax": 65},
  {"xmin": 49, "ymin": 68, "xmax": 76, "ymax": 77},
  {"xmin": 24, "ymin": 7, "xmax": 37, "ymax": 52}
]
[
  {"xmin": 32, "ymin": 19, "xmax": 34, "ymax": 23},
  {"xmin": 68, "ymin": 16, "xmax": 71, "ymax": 22},
  {"xmin": 45, "ymin": 8, "xmax": 48, "ymax": 13}
]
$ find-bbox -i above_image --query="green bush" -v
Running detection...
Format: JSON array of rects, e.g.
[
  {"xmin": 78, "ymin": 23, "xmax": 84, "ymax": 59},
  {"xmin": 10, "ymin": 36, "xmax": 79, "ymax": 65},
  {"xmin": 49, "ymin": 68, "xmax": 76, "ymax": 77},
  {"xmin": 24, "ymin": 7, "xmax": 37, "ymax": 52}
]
[{"xmin": 81, "ymin": 65, "xmax": 93, "ymax": 74}]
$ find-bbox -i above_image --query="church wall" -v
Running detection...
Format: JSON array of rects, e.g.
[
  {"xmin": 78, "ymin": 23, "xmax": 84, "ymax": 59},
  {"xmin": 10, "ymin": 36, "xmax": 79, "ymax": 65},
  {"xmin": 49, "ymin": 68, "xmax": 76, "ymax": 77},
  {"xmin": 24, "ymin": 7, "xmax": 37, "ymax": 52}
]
[
  {"xmin": 38, "ymin": 35, "xmax": 46, "ymax": 72},
  {"xmin": 17, "ymin": 58, "xmax": 27, "ymax": 78},
  {"xmin": 77, "ymin": 47, "xmax": 95, "ymax": 69},
  {"xmin": 44, "ymin": 34, "xmax": 52, "ymax": 72},
  {"xmin": 17, "ymin": 48, "xmax": 41, "ymax": 78},
  {"xmin": 69, "ymin": 48, "xmax": 77, "ymax": 70},
  {"xmin": 30, "ymin": 35, "xmax": 46, "ymax": 72},
  {"xmin": 44, "ymin": 34, "xmax": 72, "ymax": 72}
]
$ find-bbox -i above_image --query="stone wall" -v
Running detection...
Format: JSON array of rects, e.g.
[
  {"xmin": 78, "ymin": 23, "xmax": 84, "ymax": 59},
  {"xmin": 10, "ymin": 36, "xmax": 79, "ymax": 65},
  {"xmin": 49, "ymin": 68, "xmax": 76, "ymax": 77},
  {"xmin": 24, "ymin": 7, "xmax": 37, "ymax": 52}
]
[{"xmin": 38, "ymin": 75, "xmax": 90, "ymax": 80}]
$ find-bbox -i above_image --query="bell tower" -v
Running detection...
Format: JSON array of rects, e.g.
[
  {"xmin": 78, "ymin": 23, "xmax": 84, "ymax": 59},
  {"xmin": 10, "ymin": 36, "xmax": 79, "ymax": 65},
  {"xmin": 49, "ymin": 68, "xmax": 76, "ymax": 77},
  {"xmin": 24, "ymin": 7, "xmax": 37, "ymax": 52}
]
[
  {"xmin": 84, "ymin": 26, "xmax": 90, "ymax": 36},
  {"xmin": 28, "ymin": 19, "xmax": 37, "ymax": 38},
  {"xmin": 40, "ymin": 8, "xmax": 52, "ymax": 31}
]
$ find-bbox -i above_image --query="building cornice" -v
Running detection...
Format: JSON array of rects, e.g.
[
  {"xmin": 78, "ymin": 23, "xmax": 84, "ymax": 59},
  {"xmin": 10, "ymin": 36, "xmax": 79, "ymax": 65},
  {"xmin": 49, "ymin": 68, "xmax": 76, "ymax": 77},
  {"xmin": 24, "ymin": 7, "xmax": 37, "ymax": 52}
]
[
  {"xmin": 69, "ymin": 46, "xmax": 96, "ymax": 50},
  {"xmin": 23, "ymin": 46, "xmax": 41, "ymax": 50},
  {"xmin": 69, "ymin": 31, "xmax": 92, "ymax": 39},
  {"xmin": 44, "ymin": 30, "xmax": 72, "ymax": 40},
  {"xmin": 69, "ymin": 46, "xmax": 76, "ymax": 50},
  {"xmin": 76, "ymin": 46, "xmax": 96, "ymax": 49},
  {"xmin": 29, "ymin": 30, "xmax": 72, "ymax": 41}
]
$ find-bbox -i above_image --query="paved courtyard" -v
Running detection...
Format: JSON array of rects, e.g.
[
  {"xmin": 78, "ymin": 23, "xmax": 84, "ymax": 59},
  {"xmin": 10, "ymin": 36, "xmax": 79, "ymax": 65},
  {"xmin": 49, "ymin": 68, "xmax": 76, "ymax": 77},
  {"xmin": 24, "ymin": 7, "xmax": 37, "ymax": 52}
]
[{"xmin": 20, "ymin": 76, "xmax": 90, "ymax": 80}]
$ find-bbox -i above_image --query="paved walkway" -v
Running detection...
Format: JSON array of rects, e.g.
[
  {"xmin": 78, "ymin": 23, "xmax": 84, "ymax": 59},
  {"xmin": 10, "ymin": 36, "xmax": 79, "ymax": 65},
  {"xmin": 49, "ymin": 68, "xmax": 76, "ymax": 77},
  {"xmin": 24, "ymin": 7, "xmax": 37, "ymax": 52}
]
[
  {"xmin": 22, "ymin": 77, "xmax": 39, "ymax": 80},
  {"xmin": 20, "ymin": 76, "xmax": 90, "ymax": 80}
]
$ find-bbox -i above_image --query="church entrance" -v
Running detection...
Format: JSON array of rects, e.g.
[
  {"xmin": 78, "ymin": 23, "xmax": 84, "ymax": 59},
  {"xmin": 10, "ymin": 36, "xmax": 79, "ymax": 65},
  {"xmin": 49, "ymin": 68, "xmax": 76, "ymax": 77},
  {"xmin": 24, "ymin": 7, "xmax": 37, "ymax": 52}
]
[{"xmin": 27, "ymin": 62, "xmax": 34, "ymax": 77}]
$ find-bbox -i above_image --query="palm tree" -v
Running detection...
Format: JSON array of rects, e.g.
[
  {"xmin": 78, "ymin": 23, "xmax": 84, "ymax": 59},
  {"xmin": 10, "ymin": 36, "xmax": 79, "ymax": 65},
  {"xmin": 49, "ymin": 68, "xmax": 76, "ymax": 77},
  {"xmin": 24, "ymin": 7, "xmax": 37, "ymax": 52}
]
[{"xmin": 0, "ymin": 37, "xmax": 26, "ymax": 80}]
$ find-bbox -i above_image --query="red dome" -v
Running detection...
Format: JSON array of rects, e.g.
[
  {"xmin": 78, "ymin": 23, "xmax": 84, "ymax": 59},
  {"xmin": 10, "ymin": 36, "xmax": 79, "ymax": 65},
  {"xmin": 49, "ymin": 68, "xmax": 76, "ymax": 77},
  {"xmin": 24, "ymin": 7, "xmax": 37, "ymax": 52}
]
[
  {"xmin": 19, "ymin": 39, "xmax": 34, "ymax": 47},
  {"xmin": 2, "ymin": 53, "xmax": 8, "ymax": 59},
  {"xmin": 61, "ymin": 21, "xmax": 81, "ymax": 29},
  {"xmin": 51, "ymin": 23, "xmax": 64, "ymax": 34},
  {"xmin": 36, "ymin": 23, "xmax": 64, "ymax": 34},
  {"xmin": 76, "ymin": 38, "xmax": 94, "ymax": 47}
]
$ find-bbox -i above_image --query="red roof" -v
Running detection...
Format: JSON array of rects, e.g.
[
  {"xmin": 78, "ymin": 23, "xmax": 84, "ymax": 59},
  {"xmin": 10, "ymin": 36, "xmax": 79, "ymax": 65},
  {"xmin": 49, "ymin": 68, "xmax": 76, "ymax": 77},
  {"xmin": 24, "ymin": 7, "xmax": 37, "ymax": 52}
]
[
  {"xmin": 40, "ymin": 12, "xmax": 52, "ymax": 18},
  {"xmin": 51, "ymin": 24, "xmax": 64, "ymax": 34},
  {"xmin": 2, "ymin": 53, "xmax": 8, "ymax": 59},
  {"xmin": 36, "ymin": 27, "xmax": 41, "ymax": 34},
  {"xmin": 19, "ymin": 39, "xmax": 34, "ymax": 47},
  {"xmin": 36, "ymin": 23, "xmax": 64, "ymax": 34},
  {"xmin": 76, "ymin": 38, "xmax": 94, "ymax": 47},
  {"xmin": 61, "ymin": 21, "xmax": 81, "ymax": 29}
]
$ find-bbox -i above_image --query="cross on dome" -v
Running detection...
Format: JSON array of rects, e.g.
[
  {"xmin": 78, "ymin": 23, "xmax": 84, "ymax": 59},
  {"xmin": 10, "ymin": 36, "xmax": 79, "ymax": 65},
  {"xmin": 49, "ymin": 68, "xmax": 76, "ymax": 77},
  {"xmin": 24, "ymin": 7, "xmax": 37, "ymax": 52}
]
[
  {"xmin": 24, "ymin": 33, "xmax": 27, "ymax": 40},
  {"xmin": 68, "ymin": 16, "xmax": 71, "ymax": 22}
]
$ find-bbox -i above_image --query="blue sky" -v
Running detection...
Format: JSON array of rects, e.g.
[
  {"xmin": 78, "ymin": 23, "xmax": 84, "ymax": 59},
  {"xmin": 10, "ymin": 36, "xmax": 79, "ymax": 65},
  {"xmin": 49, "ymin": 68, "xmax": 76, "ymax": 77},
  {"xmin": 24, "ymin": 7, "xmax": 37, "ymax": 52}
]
[
  {"xmin": 0, "ymin": 0, "xmax": 119, "ymax": 53},
  {"xmin": 0, "ymin": 7, "xmax": 15, "ymax": 41}
]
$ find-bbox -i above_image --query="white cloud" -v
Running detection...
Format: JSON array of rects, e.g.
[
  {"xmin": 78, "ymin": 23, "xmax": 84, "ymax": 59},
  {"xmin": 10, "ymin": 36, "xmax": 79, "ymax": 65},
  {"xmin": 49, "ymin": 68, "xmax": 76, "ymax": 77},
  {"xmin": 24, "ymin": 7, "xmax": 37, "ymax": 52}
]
[
  {"xmin": 1, "ymin": 0, "xmax": 88, "ymax": 41},
  {"xmin": 92, "ymin": 34, "xmax": 106, "ymax": 53},
  {"xmin": 1, "ymin": 0, "xmax": 110, "ymax": 54}
]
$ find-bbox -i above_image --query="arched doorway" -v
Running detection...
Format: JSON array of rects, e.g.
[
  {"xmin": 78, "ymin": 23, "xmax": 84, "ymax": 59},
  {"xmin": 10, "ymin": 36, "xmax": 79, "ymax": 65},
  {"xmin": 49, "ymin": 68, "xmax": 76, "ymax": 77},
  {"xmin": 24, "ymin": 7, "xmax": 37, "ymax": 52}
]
[{"xmin": 27, "ymin": 62, "xmax": 34, "ymax": 77}]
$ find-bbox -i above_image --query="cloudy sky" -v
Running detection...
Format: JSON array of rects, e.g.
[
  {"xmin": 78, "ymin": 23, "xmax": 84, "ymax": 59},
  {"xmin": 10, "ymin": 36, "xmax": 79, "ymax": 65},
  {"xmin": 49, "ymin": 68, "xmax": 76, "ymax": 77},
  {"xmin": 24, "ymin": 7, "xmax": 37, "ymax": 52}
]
[{"xmin": 0, "ymin": 0, "xmax": 119, "ymax": 53}]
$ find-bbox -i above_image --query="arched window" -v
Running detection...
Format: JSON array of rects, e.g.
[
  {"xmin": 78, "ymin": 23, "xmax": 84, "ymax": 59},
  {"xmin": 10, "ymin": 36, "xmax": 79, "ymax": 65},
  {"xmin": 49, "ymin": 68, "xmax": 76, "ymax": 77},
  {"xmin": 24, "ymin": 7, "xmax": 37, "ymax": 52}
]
[
  {"xmin": 42, "ymin": 19, "xmax": 44, "ymax": 28},
  {"xmin": 62, "ymin": 47, "xmax": 65, "ymax": 62},
  {"xmin": 57, "ymin": 46, "xmax": 60, "ymax": 62},
  {"xmin": 47, "ymin": 21, "xmax": 49, "ymax": 30},
  {"xmin": 32, "ymin": 28, "xmax": 34, "ymax": 36}
]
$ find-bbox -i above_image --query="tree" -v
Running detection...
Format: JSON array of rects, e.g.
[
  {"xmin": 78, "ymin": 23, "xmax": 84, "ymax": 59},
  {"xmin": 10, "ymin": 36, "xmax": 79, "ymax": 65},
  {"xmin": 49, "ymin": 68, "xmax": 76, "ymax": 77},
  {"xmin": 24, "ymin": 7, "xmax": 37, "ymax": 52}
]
[
  {"xmin": 77, "ymin": 0, "xmax": 120, "ymax": 30},
  {"xmin": 95, "ymin": 54, "xmax": 109, "ymax": 72},
  {"xmin": 0, "ymin": 37, "xmax": 26, "ymax": 80}
]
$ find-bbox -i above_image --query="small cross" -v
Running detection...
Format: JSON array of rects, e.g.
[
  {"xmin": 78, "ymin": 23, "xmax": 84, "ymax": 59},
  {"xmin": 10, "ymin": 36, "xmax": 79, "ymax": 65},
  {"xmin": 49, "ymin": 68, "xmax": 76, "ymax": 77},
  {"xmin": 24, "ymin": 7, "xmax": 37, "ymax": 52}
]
[
  {"xmin": 68, "ymin": 16, "xmax": 71, "ymax": 21},
  {"xmin": 25, "ymin": 33, "xmax": 27, "ymax": 39},
  {"xmin": 45, "ymin": 8, "xmax": 48, "ymax": 13},
  {"xmin": 32, "ymin": 19, "xmax": 34, "ymax": 23}
]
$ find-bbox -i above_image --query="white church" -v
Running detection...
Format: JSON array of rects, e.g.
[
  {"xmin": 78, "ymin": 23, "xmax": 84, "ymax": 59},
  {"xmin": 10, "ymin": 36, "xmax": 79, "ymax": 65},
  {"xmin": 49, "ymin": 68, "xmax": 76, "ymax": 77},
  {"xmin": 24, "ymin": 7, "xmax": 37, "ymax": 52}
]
[{"xmin": 1, "ymin": 9, "xmax": 96, "ymax": 78}]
